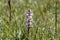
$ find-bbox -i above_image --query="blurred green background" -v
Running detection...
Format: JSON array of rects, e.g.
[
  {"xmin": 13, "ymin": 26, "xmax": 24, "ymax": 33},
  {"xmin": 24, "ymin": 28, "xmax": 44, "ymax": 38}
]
[{"xmin": 0, "ymin": 0, "xmax": 60, "ymax": 40}]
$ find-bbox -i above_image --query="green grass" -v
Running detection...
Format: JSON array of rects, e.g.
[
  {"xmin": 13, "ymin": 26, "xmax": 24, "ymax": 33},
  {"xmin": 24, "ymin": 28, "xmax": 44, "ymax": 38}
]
[{"xmin": 0, "ymin": 0, "xmax": 60, "ymax": 40}]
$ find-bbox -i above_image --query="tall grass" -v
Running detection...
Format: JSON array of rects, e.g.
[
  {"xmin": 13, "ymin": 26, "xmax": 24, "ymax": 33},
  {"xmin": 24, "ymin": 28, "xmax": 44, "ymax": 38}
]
[{"xmin": 0, "ymin": 0, "xmax": 60, "ymax": 40}]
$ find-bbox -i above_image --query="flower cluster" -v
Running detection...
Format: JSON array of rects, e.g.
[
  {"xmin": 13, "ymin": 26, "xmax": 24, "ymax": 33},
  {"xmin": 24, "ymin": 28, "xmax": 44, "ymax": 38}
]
[{"xmin": 26, "ymin": 8, "xmax": 33, "ymax": 30}]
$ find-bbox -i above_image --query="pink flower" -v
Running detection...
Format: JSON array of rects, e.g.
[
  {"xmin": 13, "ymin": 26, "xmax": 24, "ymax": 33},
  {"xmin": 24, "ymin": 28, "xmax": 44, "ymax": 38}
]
[{"xmin": 26, "ymin": 8, "xmax": 33, "ymax": 30}]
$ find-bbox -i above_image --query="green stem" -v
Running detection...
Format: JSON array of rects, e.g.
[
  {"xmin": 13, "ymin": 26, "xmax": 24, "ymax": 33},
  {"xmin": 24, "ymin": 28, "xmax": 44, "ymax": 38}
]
[{"xmin": 55, "ymin": 0, "xmax": 58, "ymax": 34}]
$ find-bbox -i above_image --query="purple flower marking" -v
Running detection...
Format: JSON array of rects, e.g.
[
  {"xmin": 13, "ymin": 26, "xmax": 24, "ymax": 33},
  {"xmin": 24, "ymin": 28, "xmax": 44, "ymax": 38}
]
[{"xmin": 26, "ymin": 8, "xmax": 33, "ymax": 30}]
